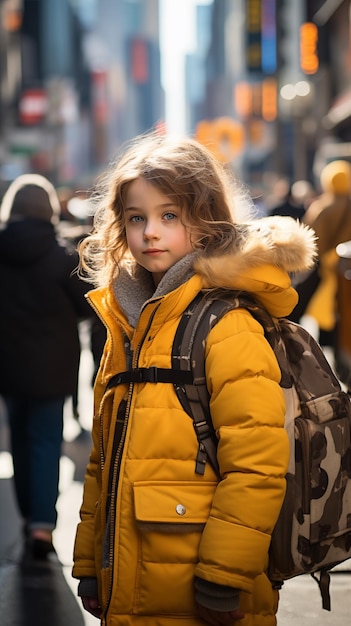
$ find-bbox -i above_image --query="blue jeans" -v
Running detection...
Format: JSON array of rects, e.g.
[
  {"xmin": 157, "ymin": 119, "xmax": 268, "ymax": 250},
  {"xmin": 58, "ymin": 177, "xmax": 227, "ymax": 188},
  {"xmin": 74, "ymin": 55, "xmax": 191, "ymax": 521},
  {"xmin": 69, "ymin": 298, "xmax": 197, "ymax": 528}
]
[{"xmin": 5, "ymin": 396, "xmax": 64, "ymax": 531}]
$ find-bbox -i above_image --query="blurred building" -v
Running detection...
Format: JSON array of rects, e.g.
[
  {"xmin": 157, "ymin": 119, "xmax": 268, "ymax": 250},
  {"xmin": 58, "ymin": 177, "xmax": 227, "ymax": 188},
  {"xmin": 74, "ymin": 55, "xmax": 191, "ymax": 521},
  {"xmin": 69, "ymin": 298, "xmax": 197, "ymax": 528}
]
[
  {"xmin": 0, "ymin": 0, "xmax": 24, "ymax": 187},
  {"xmin": 188, "ymin": 0, "xmax": 351, "ymax": 190},
  {"xmin": 0, "ymin": 0, "xmax": 164, "ymax": 187},
  {"xmin": 88, "ymin": 0, "xmax": 163, "ymax": 161},
  {"xmin": 2, "ymin": 0, "xmax": 351, "ymax": 193}
]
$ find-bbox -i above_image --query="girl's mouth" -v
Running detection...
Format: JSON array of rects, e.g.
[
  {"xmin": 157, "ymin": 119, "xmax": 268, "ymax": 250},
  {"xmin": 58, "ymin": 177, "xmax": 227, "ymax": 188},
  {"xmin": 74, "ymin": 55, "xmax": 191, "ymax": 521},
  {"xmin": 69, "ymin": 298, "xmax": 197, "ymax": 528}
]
[{"xmin": 143, "ymin": 249, "xmax": 164, "ymax": 255}]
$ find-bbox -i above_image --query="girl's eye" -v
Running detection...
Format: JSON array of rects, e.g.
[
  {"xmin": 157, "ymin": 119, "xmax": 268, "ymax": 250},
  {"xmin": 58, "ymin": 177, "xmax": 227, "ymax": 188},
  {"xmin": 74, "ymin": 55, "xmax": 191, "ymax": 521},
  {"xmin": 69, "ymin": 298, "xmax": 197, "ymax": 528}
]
[
  {"xmin": 163, "ymin": 212, "xmax": 177, "ymax": 221},
  {"xmin": 130, "ymin": 215, "xmax": 144, "ymax": 223}
]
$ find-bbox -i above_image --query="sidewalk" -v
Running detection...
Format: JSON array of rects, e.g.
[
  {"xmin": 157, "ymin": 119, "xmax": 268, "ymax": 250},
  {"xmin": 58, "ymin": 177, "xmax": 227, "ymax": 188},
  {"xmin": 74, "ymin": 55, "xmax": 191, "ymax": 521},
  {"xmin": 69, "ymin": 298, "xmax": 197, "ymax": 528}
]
[
  {"xmin": 0, "ymin": 331, "xmax": 350, "ymax": 625},
  {"xmin": 0, "ymin": 410, "xmax": 95, "ymax": 626}
]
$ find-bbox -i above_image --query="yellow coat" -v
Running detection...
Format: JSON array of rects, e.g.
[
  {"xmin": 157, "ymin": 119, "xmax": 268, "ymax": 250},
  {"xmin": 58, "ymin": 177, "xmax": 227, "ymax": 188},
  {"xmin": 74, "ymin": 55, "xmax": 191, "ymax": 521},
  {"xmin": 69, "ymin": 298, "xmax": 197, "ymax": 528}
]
[
  {"xmin": 303, "ymin": 191, "xmax": 351, "ymax": 330},
  {"xmin": 72, "ymin": 217, "xmax": 316, "ymax": 626}
]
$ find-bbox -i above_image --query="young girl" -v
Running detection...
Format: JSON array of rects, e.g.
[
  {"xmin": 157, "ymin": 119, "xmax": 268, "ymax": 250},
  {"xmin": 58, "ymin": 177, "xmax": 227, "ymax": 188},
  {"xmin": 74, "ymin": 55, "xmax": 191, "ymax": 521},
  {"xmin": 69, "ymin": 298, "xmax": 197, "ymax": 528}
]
[{"xmin": 72, "ymin": 132, "xmax": 317, "ymax": 626}]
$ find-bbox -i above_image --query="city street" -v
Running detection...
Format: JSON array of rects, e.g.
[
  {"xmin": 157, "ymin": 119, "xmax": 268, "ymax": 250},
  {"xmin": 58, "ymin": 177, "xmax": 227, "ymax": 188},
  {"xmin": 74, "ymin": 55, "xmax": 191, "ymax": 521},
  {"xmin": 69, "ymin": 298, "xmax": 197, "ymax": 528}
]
[{"xmin": 0, "ymin": 326, "xmax": 350, "ymax": 625}]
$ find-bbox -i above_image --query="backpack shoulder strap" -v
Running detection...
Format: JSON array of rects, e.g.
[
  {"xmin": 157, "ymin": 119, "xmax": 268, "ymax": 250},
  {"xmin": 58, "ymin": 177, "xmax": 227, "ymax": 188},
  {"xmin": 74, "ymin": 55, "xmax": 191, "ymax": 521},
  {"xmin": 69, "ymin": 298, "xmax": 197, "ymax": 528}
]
[
  {"xmin": 172, "ymin": 292, "xmax": 235, "ymax": 475},
  {"xmin": 171, "ymin": 290, "xmax": 281, "ymax": 475}
]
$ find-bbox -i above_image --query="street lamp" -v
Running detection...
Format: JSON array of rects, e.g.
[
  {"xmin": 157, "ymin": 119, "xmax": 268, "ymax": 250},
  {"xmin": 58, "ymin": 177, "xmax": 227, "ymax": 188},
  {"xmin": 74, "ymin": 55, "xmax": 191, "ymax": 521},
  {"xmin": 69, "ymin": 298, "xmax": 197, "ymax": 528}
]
[
  {"xmin": 280, "ymin": 80, "xmax": 311, "ymax": 106},
  {"xmin": 279, "ymin": 79, "xmax": 314, "ymax": 180}
]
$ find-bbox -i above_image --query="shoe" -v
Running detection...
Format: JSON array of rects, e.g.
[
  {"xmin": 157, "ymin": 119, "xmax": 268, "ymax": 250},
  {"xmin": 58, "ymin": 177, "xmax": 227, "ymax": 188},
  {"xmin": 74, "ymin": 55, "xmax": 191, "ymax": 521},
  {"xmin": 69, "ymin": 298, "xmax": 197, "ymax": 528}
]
[{"xmin": 29, "ymin": 537, "xmax": 56, "ymax": 560}]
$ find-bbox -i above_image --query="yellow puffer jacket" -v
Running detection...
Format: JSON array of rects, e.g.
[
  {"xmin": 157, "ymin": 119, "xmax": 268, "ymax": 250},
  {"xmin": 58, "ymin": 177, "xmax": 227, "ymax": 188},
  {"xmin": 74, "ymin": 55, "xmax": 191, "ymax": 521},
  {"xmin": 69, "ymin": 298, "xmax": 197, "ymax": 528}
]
[{"xmin": 72, "ymin": 217, "xmax": 316, "ymax": 626}]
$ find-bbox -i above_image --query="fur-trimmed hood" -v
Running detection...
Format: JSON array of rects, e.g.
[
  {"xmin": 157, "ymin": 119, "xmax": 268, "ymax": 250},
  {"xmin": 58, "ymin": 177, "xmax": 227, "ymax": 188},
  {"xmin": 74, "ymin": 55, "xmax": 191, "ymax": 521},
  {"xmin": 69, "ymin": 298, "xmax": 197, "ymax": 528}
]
[
  {"xmin": 194, "ymin": 216, "xmax": 317, "ymax": 318},
  {"xmin": 95, "ymin": 216, "xmax": 317, "ymax": 327},
  {"xmin": 197, "ymin": 215, "xmax": 317, "ymax": 280}
]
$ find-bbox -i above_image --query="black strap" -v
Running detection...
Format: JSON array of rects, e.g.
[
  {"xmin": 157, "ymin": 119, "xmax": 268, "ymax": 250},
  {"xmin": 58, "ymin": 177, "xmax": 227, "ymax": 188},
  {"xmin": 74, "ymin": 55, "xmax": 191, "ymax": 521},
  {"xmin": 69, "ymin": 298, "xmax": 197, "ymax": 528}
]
[
  {"xmin": 311, "ymin": 570, "xmax": 331, "ymax": 611},
  {"xmin": 106, "ymin": 367, "xmax": 193, "ymax": 390}
]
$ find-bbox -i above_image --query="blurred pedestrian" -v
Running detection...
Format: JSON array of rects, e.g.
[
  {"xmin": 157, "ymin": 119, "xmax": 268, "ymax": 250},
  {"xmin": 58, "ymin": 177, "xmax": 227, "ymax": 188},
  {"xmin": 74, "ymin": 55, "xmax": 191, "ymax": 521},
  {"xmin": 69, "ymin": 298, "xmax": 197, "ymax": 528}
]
[
  {"xmin": 290, "ymin": 160, "xmax": 351, "ymax": 345},
  {"xmin": 267, "ymin": 176, "xmax": 306, "ymax": 220},
  {"xmin": 304, "ymin": 160, "xmax": 351, "ymax": 254},
  {"xmin": 290, "ymin": 179, "xmax": 315, "ymax": 212},
  {"xmin": 0, "ymin": 173, "xmax": 93, "ymax": 560}
]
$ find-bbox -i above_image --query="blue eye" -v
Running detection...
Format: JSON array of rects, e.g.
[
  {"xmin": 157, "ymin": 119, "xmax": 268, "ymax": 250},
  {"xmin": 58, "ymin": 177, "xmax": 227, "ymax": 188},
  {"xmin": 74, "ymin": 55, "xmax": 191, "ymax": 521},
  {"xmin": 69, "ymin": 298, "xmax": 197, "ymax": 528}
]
[
  {"xmin": 130, "ymin": 215, "xmax": 144, "ymax": 223},
  {"xmin": 164, "ymin": 212, "xmax": 176, "ymax": 221}
]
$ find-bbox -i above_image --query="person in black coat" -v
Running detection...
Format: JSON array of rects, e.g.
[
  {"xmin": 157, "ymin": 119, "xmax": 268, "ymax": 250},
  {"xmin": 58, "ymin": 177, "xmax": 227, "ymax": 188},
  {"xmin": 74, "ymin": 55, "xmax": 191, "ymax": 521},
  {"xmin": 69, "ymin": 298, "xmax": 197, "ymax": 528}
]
[
  {"xmin": 267, "ymin": 180, "xmax": 306, "ymax": 220},
  {"xmin": 0, "ymin": 174, "xmax": 94, "ymax": 559}
]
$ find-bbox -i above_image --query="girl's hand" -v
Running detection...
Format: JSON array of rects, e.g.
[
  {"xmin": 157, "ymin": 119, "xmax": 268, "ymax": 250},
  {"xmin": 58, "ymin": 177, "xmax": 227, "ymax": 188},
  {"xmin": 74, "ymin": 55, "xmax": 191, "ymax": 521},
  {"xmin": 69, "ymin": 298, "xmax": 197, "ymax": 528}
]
[
  {"xmin": 81, "ymin": 596, "xmax": 102, "ymax": 619},
  {"xmin": 197, "ymin": 603, "xmax": 245, "ymax": 625}
]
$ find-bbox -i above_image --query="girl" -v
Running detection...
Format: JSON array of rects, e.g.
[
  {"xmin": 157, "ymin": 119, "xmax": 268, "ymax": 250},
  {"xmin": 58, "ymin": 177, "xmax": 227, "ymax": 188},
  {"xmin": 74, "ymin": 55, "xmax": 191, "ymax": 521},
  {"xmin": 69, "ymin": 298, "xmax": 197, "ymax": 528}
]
[{"xmin": 72, "ymin": 132, "xmax": 317, "ymax": 626}]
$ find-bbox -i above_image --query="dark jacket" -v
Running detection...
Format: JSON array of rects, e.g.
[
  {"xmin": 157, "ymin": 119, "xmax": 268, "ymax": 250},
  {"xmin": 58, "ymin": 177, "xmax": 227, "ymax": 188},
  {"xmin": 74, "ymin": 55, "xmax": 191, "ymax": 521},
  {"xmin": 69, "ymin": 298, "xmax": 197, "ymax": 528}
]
[{"xmin": 0, "ymin": 218, "xmax": 93, "ymax": 398}]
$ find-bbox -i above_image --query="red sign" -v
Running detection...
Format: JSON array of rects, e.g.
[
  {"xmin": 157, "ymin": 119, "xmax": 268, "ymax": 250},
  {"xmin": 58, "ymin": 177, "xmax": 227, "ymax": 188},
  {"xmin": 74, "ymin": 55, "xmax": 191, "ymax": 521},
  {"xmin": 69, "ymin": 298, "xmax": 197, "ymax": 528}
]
[
  {"xmin": 92, "ymin": 70, "xmax": 108, "ymax": 123},
  {"xmin": 131, "ymin": 39, "xmax": 149, "ymax": 84},
  {"xmin": 19, "ymin": 89, "xmax": 47, "ymax": 125}
]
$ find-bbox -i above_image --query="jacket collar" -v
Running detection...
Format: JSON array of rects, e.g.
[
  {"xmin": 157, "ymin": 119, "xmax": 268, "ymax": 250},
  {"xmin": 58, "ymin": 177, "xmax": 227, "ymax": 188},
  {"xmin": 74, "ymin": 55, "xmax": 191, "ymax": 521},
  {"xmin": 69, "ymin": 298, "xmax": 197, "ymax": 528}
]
[{"xmin": 115, "ymin": 253, "xmax": 196, "ymax": 327}]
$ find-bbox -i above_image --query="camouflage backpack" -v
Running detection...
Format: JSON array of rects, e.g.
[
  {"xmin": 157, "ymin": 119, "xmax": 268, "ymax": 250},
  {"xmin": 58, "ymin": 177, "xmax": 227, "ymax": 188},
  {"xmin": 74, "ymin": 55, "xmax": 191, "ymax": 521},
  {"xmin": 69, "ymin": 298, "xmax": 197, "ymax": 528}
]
[{"xmin": 170, "ymin": 290, "xmax": 351, "ymax": 611}]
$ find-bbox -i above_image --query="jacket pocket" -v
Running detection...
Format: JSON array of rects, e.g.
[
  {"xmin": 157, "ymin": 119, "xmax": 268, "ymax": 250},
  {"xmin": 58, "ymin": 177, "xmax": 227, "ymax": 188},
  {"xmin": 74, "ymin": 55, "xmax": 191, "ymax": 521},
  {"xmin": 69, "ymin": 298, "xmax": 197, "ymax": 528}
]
[{"xmin": 132, "ymin": 480, "xmax": 216, "ymax": 615}]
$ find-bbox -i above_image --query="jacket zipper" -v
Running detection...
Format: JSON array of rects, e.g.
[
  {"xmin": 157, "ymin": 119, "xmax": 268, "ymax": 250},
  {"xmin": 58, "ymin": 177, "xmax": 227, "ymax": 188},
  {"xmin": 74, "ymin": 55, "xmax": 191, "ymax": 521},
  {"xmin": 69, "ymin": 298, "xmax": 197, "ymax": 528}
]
[{"xmin": 102, "ymin": 300, "xmax": 162, "ymax": 618}]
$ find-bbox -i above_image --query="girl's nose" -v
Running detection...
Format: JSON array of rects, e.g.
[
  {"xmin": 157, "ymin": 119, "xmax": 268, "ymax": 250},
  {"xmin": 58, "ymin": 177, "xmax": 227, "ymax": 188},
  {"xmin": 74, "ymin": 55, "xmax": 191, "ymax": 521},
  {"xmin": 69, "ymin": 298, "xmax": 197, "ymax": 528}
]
[{"xmin": 143, "ymin": 220, "xmax": 160, "ymax": 240}]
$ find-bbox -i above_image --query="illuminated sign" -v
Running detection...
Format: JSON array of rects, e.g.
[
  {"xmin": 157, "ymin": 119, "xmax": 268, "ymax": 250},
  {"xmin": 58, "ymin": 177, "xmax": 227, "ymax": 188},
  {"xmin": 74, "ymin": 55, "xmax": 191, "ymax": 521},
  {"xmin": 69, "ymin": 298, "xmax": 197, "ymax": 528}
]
[
  {"xmin": 246, "ymin": 0, "xmax": 262, "ymax": 73},
  {"xmin": 261, "ymin": 78, "xmax": 277, "ymax": 121},
  {"xmin": 246, "ymin": 0, "xmax": 276, "ymax": 75},
  {"xmin": 300, "ymin": 22, "xmax": 319, "ymax": 75},
  {"xmin": 261, "ymin": 0, "xmax": 276, "ymax": 74}
]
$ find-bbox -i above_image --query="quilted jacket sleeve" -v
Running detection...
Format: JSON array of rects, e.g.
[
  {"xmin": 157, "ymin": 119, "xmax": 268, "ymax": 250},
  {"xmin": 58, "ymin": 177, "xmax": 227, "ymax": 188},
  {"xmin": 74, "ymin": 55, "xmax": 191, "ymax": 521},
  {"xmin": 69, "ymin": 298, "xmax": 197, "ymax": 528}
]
[
  {"xmin": 195, "ymin": 307, "xmax": 289, "ymax": 593},
  {"xmin": 72, "ymin": 339, "xmax": 111, "ymax": 581},
  {"xmin": 72, "ymin": 422, "xmax": 101, "ymax": 580}
]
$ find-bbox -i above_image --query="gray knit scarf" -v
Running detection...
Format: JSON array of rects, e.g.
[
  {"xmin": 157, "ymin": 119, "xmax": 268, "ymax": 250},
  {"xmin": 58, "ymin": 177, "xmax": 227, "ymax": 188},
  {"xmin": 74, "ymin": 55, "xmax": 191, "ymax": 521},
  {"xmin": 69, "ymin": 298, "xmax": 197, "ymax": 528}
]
[{"xmin": 114, "ymin": 253, "xmax": 197, "ymax": 328}]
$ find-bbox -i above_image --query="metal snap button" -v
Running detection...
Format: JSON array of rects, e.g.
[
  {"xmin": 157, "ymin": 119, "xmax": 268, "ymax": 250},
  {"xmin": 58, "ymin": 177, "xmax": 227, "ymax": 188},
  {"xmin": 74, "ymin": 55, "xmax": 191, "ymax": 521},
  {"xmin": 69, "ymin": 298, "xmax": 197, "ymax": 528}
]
[{"xmin": 175, "ymin": 504, "xmax": 186, "ymax": 516}]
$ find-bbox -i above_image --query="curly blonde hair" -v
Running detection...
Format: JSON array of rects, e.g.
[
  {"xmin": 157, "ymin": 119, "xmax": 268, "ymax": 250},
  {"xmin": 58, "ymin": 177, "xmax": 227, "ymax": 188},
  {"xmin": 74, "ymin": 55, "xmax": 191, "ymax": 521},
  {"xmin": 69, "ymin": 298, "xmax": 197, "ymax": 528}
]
[{"xmin": 79, "ymin": 131, "xmax": 254, "ymax": 286}]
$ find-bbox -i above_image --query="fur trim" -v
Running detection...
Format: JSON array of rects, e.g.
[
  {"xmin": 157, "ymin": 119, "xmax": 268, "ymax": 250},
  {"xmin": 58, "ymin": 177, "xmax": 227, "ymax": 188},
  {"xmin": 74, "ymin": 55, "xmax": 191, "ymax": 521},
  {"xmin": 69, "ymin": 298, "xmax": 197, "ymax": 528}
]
[
  {"xmin": 195, "ymin": 216, "xmax": 317, "ymax": 287},
  {"xmin": 242, "ymin": 216, "xmax": 317, "ymax": 271}
]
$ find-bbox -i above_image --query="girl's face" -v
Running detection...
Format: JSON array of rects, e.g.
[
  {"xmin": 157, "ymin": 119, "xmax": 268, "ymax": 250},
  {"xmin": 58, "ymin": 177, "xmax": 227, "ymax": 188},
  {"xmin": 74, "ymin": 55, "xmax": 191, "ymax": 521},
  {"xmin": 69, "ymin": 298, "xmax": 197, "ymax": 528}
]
[{"xmin": 125, "ymin": 178, "xmax": 194, "ymax": 286}]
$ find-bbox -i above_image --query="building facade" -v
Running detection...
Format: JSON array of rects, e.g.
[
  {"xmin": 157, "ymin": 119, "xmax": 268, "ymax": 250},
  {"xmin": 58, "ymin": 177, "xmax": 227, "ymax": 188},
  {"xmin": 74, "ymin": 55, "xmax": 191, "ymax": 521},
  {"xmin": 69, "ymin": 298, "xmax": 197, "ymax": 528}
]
[{"xmin": 0, "ymin": 0, "xmax": 164, "ymax": 187}]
